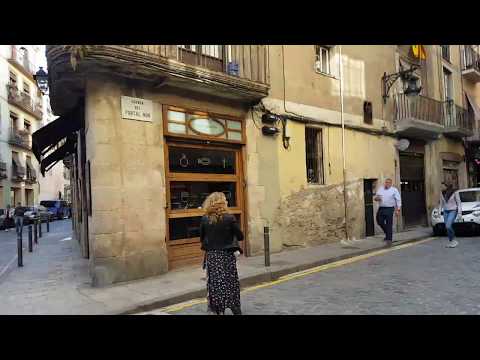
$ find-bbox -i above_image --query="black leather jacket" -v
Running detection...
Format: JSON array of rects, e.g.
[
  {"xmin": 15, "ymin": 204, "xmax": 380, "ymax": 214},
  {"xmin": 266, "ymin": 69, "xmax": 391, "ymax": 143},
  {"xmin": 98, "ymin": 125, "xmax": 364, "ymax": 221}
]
[{"xmin": 200, "ymin": 214, "xmax": 244, "ymax": 251}]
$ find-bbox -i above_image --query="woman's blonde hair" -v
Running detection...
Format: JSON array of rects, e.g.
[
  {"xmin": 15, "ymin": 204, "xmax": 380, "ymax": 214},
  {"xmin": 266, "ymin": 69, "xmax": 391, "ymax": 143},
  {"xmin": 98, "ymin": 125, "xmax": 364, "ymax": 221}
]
[{"xmin": 202, "ymin": 192, "xmax": 228, "ymax": 224}]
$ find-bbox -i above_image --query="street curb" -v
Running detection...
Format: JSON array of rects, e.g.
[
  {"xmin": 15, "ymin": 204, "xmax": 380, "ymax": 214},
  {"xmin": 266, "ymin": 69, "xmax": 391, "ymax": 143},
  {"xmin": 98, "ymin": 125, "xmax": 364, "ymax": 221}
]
[{"xmin": 118, "ymin": 234, "xmax": 433, "ymax": 315}]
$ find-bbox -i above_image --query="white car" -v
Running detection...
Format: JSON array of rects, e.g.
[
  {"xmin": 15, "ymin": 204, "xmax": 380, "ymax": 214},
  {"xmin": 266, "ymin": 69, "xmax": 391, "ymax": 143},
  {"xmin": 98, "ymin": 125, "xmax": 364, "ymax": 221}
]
[{"xmin": 432, "ymin": 187, "xmax": 480, "ymax": 236}]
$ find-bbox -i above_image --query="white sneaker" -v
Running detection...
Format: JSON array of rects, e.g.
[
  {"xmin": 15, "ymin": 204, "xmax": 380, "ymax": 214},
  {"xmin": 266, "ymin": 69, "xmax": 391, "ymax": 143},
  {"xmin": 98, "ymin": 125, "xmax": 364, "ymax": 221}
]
[{"xmin": 446, "ymin": 240, "xmax": 458, "ymax": 248}]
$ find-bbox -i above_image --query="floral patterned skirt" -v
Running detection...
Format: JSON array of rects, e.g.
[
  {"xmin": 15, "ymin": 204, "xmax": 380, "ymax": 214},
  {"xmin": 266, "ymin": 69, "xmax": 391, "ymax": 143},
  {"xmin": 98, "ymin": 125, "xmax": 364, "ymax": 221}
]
[{"xmin": 205, "ymin": 250, "xmax": 241, "ymax": 314}]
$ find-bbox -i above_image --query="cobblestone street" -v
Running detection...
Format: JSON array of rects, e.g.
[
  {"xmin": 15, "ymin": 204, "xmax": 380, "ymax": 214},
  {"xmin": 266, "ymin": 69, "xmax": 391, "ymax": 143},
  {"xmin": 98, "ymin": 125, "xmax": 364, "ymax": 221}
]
[{"xmin": 165, "ymin": 236, "xmax": 480, "ymax": 315}]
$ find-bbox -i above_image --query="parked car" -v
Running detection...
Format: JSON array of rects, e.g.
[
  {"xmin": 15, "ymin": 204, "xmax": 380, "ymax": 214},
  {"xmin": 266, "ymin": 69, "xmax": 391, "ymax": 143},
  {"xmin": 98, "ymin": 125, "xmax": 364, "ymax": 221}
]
[
  {"xmin": 24, "ymin": 206, "xmax": 55, "ymax": 224},
  {"xmin": 0, "ymin": 208, "xmax": 14, "ymax": 230},
  {"xmin": 432, "ymin": 187, "xmax": 480, "ymax": 236},
  {"xmin": 39, "ymin": 200, "xmax": 70, "ymax": 220}
]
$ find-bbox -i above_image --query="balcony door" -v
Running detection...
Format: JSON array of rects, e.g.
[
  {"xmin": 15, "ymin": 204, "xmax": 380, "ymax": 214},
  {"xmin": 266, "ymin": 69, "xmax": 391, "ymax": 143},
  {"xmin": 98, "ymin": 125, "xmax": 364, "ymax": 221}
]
[
  {"xmin": 177, "ymin": 45, "xmax": 225, "ymax": 73},
  {"xmin": 165, "ymin": 142, "xmax": 245, "ymax": 269}
]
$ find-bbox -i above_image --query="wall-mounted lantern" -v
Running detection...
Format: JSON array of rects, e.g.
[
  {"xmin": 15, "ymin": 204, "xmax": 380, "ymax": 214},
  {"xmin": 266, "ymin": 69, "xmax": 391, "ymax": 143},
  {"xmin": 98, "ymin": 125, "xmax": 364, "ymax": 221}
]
[
  {"xmin": 382, "ymin": 64, "xmax": 422, "ymax": 104},
  {"xmin": 33, "ymin": 67, "xmax": 49, "ymax": 95}
]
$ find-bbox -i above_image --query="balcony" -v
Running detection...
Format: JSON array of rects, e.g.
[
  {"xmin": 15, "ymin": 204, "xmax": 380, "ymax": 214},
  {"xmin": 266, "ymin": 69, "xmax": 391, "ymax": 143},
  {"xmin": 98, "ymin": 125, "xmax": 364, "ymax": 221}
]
[
  {"xmin": 46, "ymin": 45, "xmax": 270, "ymax": 113},
  {"xmin": 461, "ymin": 46, "xmax": 480, "ymax": 83},
  {"xmin": 443, "ymin": 100, "xmax": 474, "ymax": 138},
  {"xmin": 393, "ymin": 94, "xmax": 445, "ymax": 139},
  {"xmin": 11, "ymin": 165, "xmax": 26, "ymax": 182},
  {"xmin": 25, "ymin": 168, "xmax": 37, "ymax": 184},
  {"xmin": 7, "ymin": 84, "xmax": 43, "ymax": 119},
  {"xmin": 9, "ymin": 129, "xmax": 31, "ymax": 150},
  {"xmin": 0, "ymin": 162, "xmax": 7, "ymax": 180},
  {"xmin": 8, "ymin": 46, "xmax": 35, "ymax": 80}
]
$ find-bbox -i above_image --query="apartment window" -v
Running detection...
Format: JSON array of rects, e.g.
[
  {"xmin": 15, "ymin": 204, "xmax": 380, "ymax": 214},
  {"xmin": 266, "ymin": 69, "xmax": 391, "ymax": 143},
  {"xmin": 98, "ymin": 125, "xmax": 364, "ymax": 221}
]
[
  {"xmin": 364, "ymin": 101, "xmax": 373, "ymax": 125},
  {"xmin": 24, "ymin": 121, "xmax": 31, "ymax": 133},
  {"xmin": 441, "ymin": 45, "xmax": 450, "ymax": 62},
  {"xmin": 315, "ymin": 46, "xmax": 331, "ymax": 75},
  {"xmin": 10, "ymin": 112, "xmax": 18, "ymax": 130},
  {"xmin": 23, "ymin": 82, "xmax": 30, "ymax": 95},
  {"xmin": 443, "ymin": 67, "xmax": 453, "ymax": 101},
  {"xmin": 305, "ymin": 127, "xmax": 325, "ymax": 184},
  {"xmin": 178, "ymin": 45, "xmax": 196, "ymax": 52},
  {"xmin": 9, "ymin": 71, "xmax": 17, "ymax": 86}
]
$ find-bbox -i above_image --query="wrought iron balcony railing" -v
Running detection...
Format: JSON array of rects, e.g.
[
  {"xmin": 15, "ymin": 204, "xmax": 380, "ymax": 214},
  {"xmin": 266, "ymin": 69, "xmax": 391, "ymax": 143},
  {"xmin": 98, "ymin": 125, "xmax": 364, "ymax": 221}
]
[
  {"xmin": 11, "ymin": 165, "xmax": 26, "ymax": 182},
  {"xmin": 6, "ymin": 83, "xmax": 43, "ymax": 119},
  {"xmin": 444, "ymin": 100, "xmax": 474, "ymax": 131},
  {"xmin": 462, "ymin": 45, "xmax": 480, "ymax": 73},
  {"xmin": 9, "ymin": 129, "xmax": 31, "ymax": 150},
  {"xmin": 394, "ymin": 94, "xmax": 444, "ymax": 125}
]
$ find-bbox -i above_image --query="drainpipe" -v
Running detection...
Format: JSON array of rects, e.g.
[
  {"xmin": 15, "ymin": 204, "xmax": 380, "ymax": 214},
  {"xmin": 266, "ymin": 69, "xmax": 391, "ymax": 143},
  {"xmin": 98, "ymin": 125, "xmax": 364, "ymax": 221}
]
[{"xmin": 338, "ymin": 45, "xmax": 349, "ymax": 241}]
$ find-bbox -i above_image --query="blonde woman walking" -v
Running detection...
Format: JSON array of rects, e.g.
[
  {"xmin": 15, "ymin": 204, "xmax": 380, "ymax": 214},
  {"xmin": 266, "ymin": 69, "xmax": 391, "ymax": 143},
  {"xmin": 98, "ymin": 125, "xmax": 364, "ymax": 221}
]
[{"xmin": 200, "ymin": 192, "xmax": 244, "ymax": 315}]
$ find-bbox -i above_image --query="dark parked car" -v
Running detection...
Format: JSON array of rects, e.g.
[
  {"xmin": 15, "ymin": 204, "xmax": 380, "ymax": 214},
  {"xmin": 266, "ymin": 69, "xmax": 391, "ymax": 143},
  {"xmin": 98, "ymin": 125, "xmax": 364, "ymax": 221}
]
[
  {"xmin": 24, "ymin": 206, "xmax": 55, "ymax": 224},
  {"xmin": 0, "ymin": 208, "xmax": 14, "ymax": 230},
  {"xmin": 39, "ymin": 200, "xmax": 70, "ymax": 220}
]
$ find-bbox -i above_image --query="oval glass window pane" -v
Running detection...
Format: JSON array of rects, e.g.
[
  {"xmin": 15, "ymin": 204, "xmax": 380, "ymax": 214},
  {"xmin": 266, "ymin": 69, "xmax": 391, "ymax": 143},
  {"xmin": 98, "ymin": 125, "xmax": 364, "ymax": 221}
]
[
  {"xmin": 226, "ymin": 120, "xmax": 242, "ymax": 130},
  {"xmin": 168, "ymin": 110, "xmax": 186, "ymax": 123},
  {"xmin": 168, "ymin": 123, "xmax": 186, "ymax": 134},
  {"xmin": 190, "ymin": 118, "xmax": 225, "ymax": 136},
  {"xmin": 228, "ymin": 131, "xmax": 242, "ymax": 141}
]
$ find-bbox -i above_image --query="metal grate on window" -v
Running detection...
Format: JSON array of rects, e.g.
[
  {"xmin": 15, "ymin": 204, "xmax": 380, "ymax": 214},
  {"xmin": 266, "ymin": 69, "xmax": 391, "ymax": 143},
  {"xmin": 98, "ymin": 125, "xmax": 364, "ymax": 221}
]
[{"xmin": 305, "ymin": 127, "xmax": 324, "ymax": 184}]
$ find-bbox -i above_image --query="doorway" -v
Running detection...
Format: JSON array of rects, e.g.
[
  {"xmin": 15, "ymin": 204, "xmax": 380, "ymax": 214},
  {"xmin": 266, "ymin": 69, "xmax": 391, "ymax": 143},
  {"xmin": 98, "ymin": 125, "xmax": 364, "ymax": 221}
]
[
  {"xmin": 165, "ymin": 142, "xmax": 245, "ymax": 269},
  {"xmin": 363, "ymin": 179, "xmax": 376, "ymax": 237},
  {"xmin": 399, "ymin": 152, "xmax": 427, "ymax": 227},
  {"xmin": 25, "ymin": 189, "xmax": 34, "ymax": 206}
]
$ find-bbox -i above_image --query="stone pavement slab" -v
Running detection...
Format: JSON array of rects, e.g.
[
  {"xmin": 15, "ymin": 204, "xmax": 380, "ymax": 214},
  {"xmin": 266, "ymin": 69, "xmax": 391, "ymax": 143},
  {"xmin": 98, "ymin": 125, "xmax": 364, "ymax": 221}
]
[{"xmin": 0, "ymin": 220, "xmax": 432, "ymax": 315}]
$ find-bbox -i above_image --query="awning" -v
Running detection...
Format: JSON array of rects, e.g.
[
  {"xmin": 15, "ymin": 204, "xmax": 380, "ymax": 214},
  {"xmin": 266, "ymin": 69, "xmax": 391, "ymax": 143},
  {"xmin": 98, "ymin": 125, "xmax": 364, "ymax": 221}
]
[
  {"xmin": 466, "ymin": 92, "xmax": 480, "ymax": 121},
  {"xmin": 40, "ymin": 136, "xmax": 76, "ymax": 176},
  {"xmin": 32, "ymin": 106, "xmax": 82, "ymax": 164}
]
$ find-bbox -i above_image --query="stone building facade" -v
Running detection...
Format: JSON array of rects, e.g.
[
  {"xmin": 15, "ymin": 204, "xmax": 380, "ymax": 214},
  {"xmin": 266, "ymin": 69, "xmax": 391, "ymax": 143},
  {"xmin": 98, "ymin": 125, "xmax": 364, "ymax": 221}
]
[
  {"xmin": 39, "ymin": 45, "xmax": 479, "ymax": 286},
  {"xmin": 0, "ymin": 45, "xmax": 44, "ymax": 208}
]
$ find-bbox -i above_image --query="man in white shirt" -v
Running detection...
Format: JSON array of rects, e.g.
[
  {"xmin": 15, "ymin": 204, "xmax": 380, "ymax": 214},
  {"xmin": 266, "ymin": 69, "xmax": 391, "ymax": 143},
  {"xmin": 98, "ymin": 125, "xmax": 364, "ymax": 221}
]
[{"xmin": 374, "ymin": 178, "xmax": 402, "ymax": 246}]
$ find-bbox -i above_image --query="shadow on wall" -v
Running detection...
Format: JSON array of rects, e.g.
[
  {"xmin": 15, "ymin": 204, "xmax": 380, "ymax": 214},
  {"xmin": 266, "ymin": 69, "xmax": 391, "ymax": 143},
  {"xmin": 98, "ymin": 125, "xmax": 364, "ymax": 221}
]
[{"xmin": 331, "ymin": 54, "xmax": 366, "ymax": 100}]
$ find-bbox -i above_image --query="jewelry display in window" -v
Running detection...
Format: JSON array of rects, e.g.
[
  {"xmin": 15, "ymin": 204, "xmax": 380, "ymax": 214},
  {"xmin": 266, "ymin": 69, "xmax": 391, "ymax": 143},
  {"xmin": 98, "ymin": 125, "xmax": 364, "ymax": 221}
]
[
  {"xmin": 179, "ymin": 154, "xmax": 189, "ymax": 168},
  {"xmin": 197, "ymin": 157, "xmax": 211, "ymax": 166}
]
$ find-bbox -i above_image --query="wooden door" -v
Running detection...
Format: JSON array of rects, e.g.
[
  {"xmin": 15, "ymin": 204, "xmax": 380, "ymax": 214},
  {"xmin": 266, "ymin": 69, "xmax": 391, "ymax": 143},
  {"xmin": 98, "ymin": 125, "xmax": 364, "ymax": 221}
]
[{"xmin": 165, "ymin": 142, "xmax": 245, "ymax": 269}]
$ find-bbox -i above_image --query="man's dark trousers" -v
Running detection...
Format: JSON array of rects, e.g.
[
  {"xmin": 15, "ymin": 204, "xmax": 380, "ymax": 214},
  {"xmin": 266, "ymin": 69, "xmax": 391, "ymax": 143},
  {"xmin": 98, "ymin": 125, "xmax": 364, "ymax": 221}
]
[{"xmin": 376, "ymin": 207, "xmax": 394, "ymax": 241}]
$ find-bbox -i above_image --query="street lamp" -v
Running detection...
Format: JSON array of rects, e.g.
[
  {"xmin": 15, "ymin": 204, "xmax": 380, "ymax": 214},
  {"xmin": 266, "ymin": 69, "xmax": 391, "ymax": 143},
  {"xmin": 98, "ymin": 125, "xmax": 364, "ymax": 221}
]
[{"xmin": 33, "ymin": 67, "xmax": 49, "ymax": 95}]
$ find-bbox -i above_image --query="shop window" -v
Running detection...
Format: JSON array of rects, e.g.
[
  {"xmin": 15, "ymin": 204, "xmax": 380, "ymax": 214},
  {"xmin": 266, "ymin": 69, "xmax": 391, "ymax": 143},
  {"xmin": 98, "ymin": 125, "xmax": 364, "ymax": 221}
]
[
  {"xmin": 170, "ymin": 181, "xmax": 237, "ymax": 210},
  {"xmin": 168, "ymin": 147, "xmax": 236, "ymax": 175},
  {"xmin": 169, "ymin": 216, "xmax": 202, "ymax": 241},
  {"xmin": 305, "ymin": 127, "xmax": 325, "ymax": 184}
]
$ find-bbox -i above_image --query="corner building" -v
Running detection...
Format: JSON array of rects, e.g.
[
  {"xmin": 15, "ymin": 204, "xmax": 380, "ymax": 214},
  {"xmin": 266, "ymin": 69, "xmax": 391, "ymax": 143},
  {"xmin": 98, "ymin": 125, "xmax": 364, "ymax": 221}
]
[{"xmin": 41, "ymin": 45, "xmax": 479, "ymax": 286}]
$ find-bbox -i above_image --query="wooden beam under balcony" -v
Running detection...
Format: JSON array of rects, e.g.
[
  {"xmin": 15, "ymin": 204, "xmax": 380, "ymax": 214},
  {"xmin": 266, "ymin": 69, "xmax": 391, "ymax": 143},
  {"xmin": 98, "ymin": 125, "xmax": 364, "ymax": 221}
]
[{"xmin": 46, "ymin": 45, "xmax": 270, "ymax": 115}]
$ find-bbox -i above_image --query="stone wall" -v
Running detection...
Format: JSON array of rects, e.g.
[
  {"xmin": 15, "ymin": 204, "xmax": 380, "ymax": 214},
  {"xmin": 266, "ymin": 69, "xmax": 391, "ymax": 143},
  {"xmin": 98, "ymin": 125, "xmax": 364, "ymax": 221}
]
[
  {"xmin": 273, "ymin": 180, "xmax": 364, "ymax": 248},
  {"xmin": 86, "ymin": 76, "xmax": 169, "ymax": 286}
]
